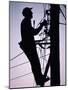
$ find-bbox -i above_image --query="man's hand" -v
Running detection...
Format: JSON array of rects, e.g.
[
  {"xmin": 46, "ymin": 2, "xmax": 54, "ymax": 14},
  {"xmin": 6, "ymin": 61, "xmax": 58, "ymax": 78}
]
[{"xmin": 40, "ymin": 20, "xmax": 47, "ymax": 27}]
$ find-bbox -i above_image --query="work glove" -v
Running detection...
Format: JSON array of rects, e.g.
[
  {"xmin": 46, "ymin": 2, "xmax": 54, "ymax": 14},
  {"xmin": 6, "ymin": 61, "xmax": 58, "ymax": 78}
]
[{"xmin": 40, "ymin": 20, "xmax": 47, "ymax": 27}]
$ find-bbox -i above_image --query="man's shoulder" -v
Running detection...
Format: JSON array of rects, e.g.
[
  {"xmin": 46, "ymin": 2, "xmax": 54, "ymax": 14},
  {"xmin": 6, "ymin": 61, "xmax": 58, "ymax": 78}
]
[{"xmin": 21, "ymin": 18, "xmax": 28, "ymax": 24}]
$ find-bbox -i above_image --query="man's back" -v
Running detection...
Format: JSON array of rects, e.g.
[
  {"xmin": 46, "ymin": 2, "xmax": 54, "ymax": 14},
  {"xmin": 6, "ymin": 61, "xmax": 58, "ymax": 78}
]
[{"xmin": 21, "ymin": 18, "xmax": 36, "ymax": 48}]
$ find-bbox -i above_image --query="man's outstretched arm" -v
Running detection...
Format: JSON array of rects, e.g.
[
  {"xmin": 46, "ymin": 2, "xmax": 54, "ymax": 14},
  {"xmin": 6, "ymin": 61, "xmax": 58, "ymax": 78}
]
[
  {"xmin": 32, "ymin": 23, "xmax": 43, "ymax": 35},
  {"xmin": 32, "ymin": 20, "xmax": 47, "ymax": 35}
]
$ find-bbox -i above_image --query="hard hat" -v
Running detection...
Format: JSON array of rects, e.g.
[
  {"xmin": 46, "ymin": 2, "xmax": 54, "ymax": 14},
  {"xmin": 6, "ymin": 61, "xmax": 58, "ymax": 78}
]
[{"xmin": 22, "ymin": 7, "xmax": 32, "ymax": 17}]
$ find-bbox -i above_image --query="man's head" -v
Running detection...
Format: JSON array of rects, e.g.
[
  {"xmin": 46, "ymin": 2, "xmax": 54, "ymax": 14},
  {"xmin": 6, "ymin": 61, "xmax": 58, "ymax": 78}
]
[{"xmin": 22, "ymin": 7, "xmax": 33, "ymax": 19}]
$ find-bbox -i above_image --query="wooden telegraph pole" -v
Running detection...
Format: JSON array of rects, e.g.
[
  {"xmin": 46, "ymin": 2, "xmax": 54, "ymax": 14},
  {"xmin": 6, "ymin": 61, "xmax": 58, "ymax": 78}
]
[{"xmin": 50, "ymin": 4, "xmax": 60, "ymax": 86}]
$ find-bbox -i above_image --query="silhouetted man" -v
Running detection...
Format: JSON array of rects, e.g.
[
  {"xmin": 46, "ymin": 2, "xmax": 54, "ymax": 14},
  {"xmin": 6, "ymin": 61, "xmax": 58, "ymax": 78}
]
[{"xmin": 19, "ymin": 7, "xmax": 49, "ymax": 86}]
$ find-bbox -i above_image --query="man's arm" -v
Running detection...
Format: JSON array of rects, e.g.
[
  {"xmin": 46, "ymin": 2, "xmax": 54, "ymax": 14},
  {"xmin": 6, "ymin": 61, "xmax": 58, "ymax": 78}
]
[
  {"xmin": 32, "ymin": 20, "xmax": 47, "ymax": 35},
  {"xmin": 32, "ymin": 23, "xmax": 43, "ymax": 35}
]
